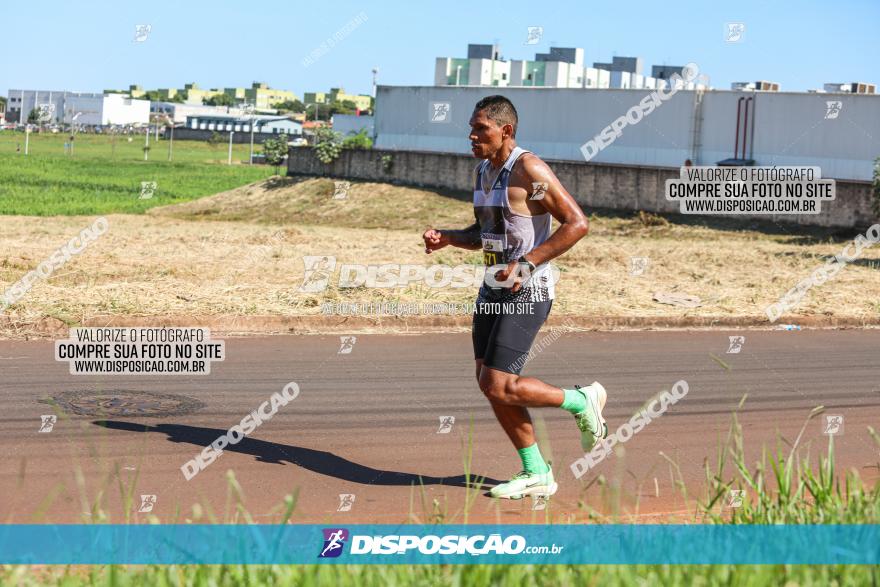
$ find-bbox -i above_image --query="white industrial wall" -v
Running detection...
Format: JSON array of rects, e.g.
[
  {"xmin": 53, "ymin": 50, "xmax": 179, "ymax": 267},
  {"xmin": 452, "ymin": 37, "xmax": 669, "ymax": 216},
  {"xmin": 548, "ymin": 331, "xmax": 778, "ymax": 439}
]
[
  {"xmin": 63, "ymin": 95, "xmax": 104, "ymax": 125},
  {"xmin": 375, "ymin": 85, "xmax": 695, "ymax": 168},
  {"xmin": 99, "ymin": 95, "xmax": 150, "ymax": 125},
  {"xmin": 374, "ymin": 86, "xmax": 880, "ymax": 181}
]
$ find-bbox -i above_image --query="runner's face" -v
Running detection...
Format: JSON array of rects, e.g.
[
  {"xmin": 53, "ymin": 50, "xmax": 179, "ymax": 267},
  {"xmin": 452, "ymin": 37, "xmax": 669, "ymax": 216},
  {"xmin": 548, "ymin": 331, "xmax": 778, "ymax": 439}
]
[{"xmin": 469, "ymin": 110, "xmax": 506, "ymax": 159}]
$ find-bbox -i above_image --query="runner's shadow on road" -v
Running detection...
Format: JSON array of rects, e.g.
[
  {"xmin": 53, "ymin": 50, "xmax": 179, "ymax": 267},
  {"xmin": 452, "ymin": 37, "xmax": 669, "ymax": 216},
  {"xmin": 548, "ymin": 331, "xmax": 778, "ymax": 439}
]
[{"xmin": 93, "ymin": 420, "xmax": 500, "ymax": 489}]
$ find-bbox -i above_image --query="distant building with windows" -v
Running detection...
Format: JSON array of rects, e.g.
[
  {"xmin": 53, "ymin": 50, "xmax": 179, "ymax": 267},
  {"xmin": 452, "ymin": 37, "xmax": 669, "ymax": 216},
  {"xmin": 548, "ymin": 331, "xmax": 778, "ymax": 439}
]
[
  {"xmin": 109, "ymin": 81, "xmax": 298, "ymax": 108},
  {"xmin": 235, "ymin": 82, "xmax": 299, "ymax": 109},
  {"xmin": 593, "ymin": 56, "xmax": 644, "ymax": 74},
  {"xmin": 5, "ymin": 89, "xmax": 149, "ymax": 125},
  {"xmin": 304, "ymin": 87, "xmax": 371, "ymax": 111},
  {"xmin": 435, "ymin": 44, "xmax": 706, "ymax": 90},
  {"xmin": 435, "ymin": 43, "xmax": 510, "ymax": 87},
  {"xmin": 151, "ymin": 102, "xmax": 253, "ymax": 124},
  {"xmin": 185, "ymin": 114, "xmax": 302, "ymax": 136}
]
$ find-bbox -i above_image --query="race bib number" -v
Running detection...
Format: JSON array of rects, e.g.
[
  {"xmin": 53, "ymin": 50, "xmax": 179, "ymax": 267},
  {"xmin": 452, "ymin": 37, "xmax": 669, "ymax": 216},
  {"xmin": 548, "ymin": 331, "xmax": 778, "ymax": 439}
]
[{"xmin": 481, "ymin": 236, "xmax": 505, "ymax": 267}]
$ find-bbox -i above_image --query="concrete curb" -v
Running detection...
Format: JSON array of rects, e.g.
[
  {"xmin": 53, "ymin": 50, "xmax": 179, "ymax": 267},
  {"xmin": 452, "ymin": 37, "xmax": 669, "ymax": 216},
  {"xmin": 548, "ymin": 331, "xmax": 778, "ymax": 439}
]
[{"xmin": 2, "ymin": 313, "xmax": 879, "ymax": 339}]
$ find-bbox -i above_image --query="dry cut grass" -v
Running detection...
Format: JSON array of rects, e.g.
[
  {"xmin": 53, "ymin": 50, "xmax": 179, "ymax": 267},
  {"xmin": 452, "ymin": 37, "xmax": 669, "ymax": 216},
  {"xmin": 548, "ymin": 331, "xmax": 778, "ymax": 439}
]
[{"xmin": 1, "ymin": 176, "xmax": 879, "ymax": 337}]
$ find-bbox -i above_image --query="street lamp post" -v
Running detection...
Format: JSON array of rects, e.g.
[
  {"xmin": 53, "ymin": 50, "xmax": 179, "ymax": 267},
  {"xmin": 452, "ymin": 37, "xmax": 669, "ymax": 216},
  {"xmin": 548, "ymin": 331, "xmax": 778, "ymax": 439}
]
[{"xmin": 70, "ymin": 112, "xmax": 83, "ymax": 155}]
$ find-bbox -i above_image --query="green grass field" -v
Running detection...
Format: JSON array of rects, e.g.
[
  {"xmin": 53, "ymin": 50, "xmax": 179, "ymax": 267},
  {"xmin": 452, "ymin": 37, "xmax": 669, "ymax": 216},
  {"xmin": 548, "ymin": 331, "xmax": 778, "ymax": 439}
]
[{"xmin": 0, "ymin": 131, "xmax": 276, "ymax": 215}]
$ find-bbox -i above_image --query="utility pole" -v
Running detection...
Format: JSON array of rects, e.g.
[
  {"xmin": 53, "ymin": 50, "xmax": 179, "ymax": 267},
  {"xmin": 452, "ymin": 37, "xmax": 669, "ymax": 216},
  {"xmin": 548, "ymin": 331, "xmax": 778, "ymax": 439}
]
[
  {"xmin": 144, "ymin": 124, "xmax": 149, "ymax": 161},
  {"xmin": 228, "ymin": 130, "xmax": 234, "ymax": 164},
  {"xmin": 249, "ymin": 108, "xmax": 256, "ymax": 165}
]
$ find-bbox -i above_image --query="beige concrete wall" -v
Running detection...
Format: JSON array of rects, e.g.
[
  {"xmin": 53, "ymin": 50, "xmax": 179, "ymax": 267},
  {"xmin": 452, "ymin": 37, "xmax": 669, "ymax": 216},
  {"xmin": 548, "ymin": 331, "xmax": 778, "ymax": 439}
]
[{"xmin": 287, "ymin": 147, "xmax": 876, "ymax": 228}]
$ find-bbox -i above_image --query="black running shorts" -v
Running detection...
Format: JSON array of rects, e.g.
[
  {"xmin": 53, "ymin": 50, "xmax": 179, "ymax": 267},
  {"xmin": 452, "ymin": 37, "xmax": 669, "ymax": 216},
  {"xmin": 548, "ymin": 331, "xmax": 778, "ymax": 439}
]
[{"xmin": 472, "ymin": 299, "xmax": 553, "ymax": 375}]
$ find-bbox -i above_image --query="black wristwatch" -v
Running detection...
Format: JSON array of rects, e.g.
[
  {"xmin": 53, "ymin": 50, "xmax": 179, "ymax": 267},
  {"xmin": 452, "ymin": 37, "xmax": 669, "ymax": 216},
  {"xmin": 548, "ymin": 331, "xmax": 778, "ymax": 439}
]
[{"xmin": 518, "ymin": 256, "xmax": 537, "ymax": 273}]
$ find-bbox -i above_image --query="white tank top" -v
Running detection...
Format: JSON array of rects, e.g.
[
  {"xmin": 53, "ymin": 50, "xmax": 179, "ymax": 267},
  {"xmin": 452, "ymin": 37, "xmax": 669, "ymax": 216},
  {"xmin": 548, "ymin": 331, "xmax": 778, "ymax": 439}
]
[{"xmin": 473, "ymin": 146, "xmax": 554, "ymax": 302}]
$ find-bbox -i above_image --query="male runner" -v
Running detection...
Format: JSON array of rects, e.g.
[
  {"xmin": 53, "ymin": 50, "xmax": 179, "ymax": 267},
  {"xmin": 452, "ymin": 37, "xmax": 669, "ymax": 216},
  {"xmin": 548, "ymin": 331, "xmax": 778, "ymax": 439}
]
[{"xmin": 422, "ymin": 95, "xmax": 608, "ymax": 500}]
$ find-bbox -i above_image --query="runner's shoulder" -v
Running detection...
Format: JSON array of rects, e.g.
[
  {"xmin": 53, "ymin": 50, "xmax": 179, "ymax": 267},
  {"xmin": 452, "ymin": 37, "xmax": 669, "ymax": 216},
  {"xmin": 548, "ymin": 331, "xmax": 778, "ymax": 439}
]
[{"xmin": 512, "ymin": 152, "xmax": 553, "ymax": 185}]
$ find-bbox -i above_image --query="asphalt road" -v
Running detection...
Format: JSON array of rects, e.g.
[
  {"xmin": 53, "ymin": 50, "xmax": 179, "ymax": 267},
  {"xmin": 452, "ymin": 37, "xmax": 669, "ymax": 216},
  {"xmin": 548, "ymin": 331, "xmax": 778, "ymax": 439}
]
[{"xmin": 2, "ymin": 330, "xmax": 878, "ymax": 524}]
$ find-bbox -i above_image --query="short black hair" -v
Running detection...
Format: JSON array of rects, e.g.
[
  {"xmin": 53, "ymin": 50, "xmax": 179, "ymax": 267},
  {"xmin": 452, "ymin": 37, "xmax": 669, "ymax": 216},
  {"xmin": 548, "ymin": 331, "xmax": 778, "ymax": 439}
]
[{"xmin": 473, "ymin": 95, "xmax": 518, "ymax": 137}]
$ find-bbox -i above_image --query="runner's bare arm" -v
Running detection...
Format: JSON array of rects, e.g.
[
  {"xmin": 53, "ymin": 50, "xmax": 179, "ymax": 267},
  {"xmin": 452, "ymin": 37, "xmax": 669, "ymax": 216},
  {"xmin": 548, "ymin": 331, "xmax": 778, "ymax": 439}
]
[
  {"xmin": 423, "ymin": 222, "xmax": 482, "ymax": 252},
  {"xmin": 515, "ymin": 156, "xmax": 589, "ymax": 266},
  {"xmin": 423, "ymin": 166, "xmax": 482, "ymax": 252}
]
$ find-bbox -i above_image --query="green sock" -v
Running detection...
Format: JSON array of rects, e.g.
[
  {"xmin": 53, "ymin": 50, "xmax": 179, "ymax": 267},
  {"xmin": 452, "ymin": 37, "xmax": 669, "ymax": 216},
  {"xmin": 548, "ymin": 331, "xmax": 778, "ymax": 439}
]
[
  {"xmin": 560, "ymin": 388, "xmax": 586, "ymax": 415},
  {"xmin": 517, "ymin": 443, "xmax": 550, "ymax": 474}
]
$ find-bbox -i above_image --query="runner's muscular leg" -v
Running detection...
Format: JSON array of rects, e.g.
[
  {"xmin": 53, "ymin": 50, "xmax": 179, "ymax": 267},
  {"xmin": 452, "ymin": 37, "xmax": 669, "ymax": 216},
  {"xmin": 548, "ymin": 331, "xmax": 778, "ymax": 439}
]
[
  {"xmin": 476, "ymin": 359, "xmax": 537, "ymax": 450},
  {"xmin": 478, "ymin": 365, "xmax": 565, "ymax": 408}
]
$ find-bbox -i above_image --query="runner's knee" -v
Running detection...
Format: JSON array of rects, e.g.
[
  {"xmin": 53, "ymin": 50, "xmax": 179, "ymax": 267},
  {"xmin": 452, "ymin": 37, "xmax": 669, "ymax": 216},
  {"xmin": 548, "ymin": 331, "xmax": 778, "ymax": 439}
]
[{"xmin": 479, "ymin": 372, "xmax": 517, "ymax": 404}]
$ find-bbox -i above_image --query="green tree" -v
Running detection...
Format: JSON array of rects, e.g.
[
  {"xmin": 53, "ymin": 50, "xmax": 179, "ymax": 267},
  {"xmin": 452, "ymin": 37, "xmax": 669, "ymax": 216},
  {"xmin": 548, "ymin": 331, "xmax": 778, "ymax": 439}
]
[
  {"xmin": 329, "ymin": 100, "xmax": 358, "ymax": 116},
  {"xmin": 273, "ymin": 99, "xmax": 305, "ymax": 113},
  {"xmin": 341, "ymin": 128, "xmax": 372, "ymax": 150},
  {"xmin": 204, "ymin": 94, "xmax": 234, "ymax": 106},
  {"xmin": 313, "ymin": 127, "xmax": 342, "ymax": 165},
  {"xmin": 27, "ymin": 108, "xmax": 40, "ymax": 123},
  {"xmin": 262, "ymin": 133, "xmax": 289, "ymax": 174}
]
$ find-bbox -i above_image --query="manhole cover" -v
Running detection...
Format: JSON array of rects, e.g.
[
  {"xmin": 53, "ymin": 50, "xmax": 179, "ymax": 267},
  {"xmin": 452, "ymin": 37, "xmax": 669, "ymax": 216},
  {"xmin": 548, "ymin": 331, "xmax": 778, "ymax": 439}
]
[{"xmin": 43, "ymin": 390, "xmax": 206, "ymax": 418}]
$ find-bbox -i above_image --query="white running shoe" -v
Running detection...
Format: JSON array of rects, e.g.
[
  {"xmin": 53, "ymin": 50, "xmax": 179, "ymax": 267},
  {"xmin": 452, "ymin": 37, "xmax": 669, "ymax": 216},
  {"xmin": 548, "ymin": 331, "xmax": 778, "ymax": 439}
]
[
  {"xmin": 489, "ymin": 468, "xmax": 558, "ymax": 500},
  {"xmin": 573, "ymin": 382, "xmax": 608, "ymax": 452}
]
